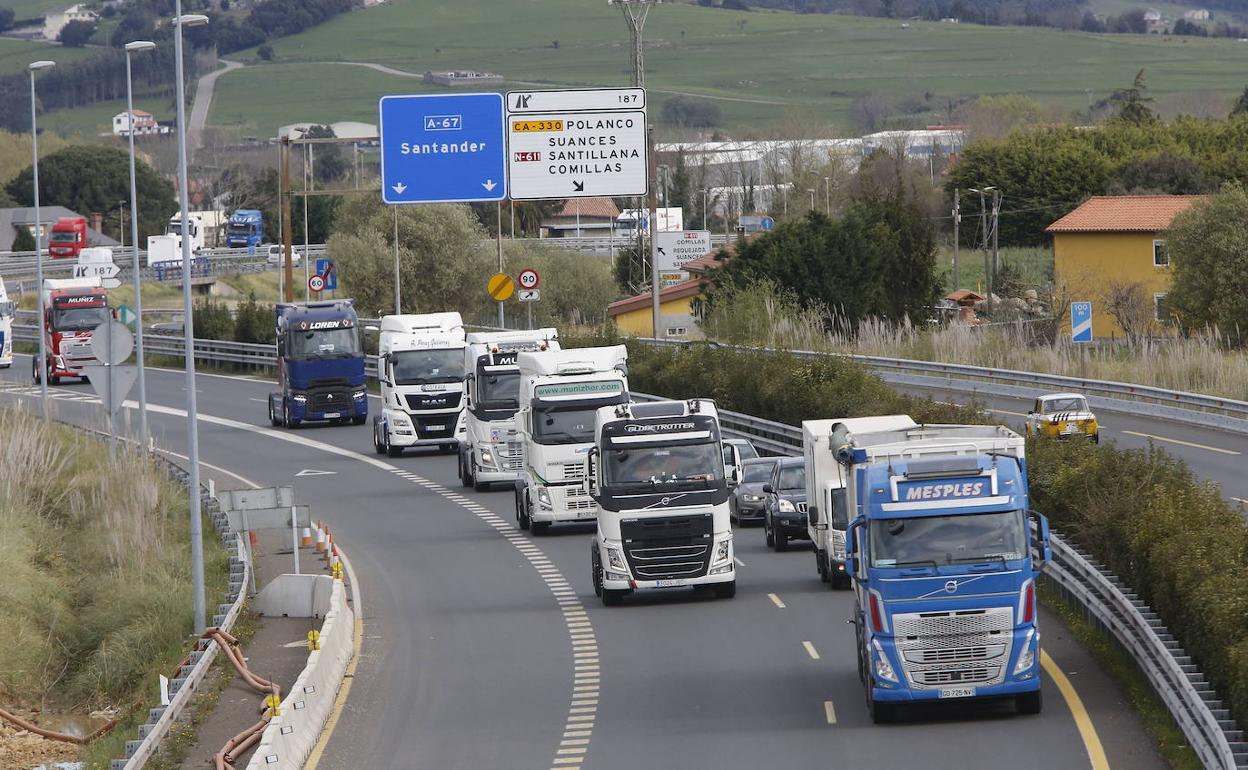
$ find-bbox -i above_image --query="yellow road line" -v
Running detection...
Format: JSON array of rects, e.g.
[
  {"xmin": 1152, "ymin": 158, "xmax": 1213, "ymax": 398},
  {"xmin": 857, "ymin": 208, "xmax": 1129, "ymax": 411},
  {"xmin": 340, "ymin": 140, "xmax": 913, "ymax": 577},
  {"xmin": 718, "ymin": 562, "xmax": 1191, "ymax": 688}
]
[
  {"xmin": 1041, "ymin": 649, "xmax": 1109, "ymax": 770},
  {"xmin": 802, "ymin": 641, "xmax": 820, "ymax": 660},
  {"xmin": 823, "ymin": 700, "xmax": 837, "ymax": 725},
  {"xmin": 768, "ymin": 593, "xmax": 786, "ymax": 609},
  {"xmin": 1121, "ymin": 430, "xmax": 1240, "ymax": 456},
  {"xmin": 306, "ymin": 548, "xmax": 365, "ymax": 770}
]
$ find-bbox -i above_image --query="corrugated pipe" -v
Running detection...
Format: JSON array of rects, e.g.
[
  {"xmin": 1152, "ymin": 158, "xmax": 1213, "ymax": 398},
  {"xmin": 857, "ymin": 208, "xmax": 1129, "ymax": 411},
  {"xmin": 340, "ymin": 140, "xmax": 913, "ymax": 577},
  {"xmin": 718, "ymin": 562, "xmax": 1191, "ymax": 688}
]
[
  {"xmin": 203, "ymin": 627, "xmax": 282, "ymax": 770},
  {"xmin": 0, "ymin": 706, "xmax": 116, "ymax": 744}
]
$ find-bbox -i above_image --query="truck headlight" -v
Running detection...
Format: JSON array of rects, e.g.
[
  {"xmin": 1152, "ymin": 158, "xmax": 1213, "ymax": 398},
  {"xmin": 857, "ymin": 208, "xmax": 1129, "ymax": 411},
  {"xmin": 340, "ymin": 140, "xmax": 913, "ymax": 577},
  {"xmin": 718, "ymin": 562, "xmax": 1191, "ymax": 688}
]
[
  {"xmin": 871, "ymin": 639, "xmax": 897, "ymax": 683},
  {"xmin": 537, "ymin": 487, "xmax": 552, "ymax": 509},
  {"xmin": 1014, "ymin": 629, "xmax": 1037, "ymax": 675},
  {"xmin": 831, "ymin": 529, "xmax": 846, "ymax": 561},
  {"xmin": 480, "ymin": 448, "xmax": 496, "ymax": 468},
  {"xmin": 778, "ymin": 498, "xmax": 796, "ymax": 513},
  {"xmin": 292, "ymin": 395, "xmax": 307, "ymax": 403},
  {"xmin": 712, "ymin": 538, "xmax": 731, "ymax": 565},
  {"xmin": 353, "ymin": 389, "xmax": 367, "ymax": 400},
  {"xmin": 607, "ymin": 547, "xmax": 627, "ymax": 572}
]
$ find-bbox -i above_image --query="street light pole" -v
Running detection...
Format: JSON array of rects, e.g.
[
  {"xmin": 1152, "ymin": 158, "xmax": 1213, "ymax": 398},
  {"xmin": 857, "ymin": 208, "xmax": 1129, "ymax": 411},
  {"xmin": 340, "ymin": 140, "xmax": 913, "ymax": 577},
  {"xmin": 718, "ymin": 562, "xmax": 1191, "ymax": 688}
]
[
  {"xmin": 29, "ymin": 60, "xmax": 54, "ymax": 423},
  {"xmin": 173, "ymin": 11, "xmax": 209, "ymax": 635},
  {"xmin": 824, "ymin": 176, "xmax": 831, "ymax": 215},
  {"xmin": 124, "ymin": 40, "xmax": 155, "ymax": 449}
]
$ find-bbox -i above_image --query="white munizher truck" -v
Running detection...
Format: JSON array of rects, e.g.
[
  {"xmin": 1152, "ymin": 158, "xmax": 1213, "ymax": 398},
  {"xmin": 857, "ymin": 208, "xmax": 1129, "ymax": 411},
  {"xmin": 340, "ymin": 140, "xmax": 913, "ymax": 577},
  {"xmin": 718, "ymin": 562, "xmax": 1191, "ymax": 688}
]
[
  {"xmin": 803, "ymin": 416, "xmax": 918, "ymax": 589},
  {"xmin": 589, "ymin": 399, "xmax": 736, "ymax": 605},
  {"xmin": 458, "ymin": 328, "xmax": 560, "ymax": 491},
  {"xmin": 513, "ymin": 345, "xmax": 630, "ymax": 534},
  {"xmin": 372, "ymin": 312, "xmax": 467, "ymax": 457}
]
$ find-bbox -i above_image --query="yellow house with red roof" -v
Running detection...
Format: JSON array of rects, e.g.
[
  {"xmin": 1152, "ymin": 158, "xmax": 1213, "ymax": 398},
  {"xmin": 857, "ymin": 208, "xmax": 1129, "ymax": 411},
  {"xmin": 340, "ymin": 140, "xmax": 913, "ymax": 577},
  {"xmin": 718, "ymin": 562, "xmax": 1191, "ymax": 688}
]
[
  {"xmin": 1047, "ymin": 195, "xmax": 1203, "ymax": 339},
  {"xmin": 608, "ymin": 252, "xmax": 725, "ymax": 338}
]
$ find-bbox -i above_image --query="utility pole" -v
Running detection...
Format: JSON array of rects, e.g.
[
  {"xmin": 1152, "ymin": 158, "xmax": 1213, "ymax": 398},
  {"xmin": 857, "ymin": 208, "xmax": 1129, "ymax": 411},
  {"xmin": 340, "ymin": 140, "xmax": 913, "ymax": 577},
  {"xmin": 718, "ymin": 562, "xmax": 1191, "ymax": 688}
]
[
  {"xmin": 281, "ymin": 136, "xmax": 294, "ymax": 303},
  {"xmin": 952, "ymin": 189, "xmax": 960, "ymax": 289},
  {"xmin": 979, "ymin": 189, "xmax": 989, "ymax": 306},
  {"xmin": 648, "ymin": 125, "xmax": 661, "ymax": 340},
  {"xmin": 610, "ymin": 0, "xmax": 659, "ymax": 88},
  {"xmin": 990, "ymin": 188, "xmax": 1001, "ymax": 312}
]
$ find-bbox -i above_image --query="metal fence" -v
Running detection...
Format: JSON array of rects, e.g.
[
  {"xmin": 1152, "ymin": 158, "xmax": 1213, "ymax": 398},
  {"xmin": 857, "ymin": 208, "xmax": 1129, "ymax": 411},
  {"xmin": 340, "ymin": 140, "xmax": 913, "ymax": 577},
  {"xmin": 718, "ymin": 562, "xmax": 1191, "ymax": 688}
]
[{"xmin": 0, "ymin": 245, "xmax": 326, "ymax": 281}]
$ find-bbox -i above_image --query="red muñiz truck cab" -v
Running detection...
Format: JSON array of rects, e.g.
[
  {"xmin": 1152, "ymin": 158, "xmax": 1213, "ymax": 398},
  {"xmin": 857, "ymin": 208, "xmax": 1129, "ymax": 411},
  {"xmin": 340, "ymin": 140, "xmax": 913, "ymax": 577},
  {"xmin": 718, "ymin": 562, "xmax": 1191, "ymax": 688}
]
[
  {"xmin": 48, "ymin": 216, "xmax": 87, "ymax": 258},
  {"xmin": 36, "ymin": 277, "xmax": 110, "ymax": 384}
]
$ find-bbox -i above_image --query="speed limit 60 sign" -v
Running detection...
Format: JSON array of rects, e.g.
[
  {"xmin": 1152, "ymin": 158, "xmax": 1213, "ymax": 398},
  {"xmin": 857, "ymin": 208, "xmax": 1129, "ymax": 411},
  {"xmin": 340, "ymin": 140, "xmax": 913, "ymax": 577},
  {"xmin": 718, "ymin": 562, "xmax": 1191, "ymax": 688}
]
[{"xmin": 518, "ymin": 268, "xmax": 540, "ymax": 290}]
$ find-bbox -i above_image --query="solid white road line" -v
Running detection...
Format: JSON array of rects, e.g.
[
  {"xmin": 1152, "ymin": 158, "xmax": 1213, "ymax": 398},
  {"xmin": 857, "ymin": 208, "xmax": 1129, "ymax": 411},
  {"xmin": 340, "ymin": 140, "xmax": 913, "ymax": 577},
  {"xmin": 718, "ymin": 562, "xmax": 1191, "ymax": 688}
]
[{"xmin": 824, "ymin": 700, "xmax": 837, "ymax": 725}]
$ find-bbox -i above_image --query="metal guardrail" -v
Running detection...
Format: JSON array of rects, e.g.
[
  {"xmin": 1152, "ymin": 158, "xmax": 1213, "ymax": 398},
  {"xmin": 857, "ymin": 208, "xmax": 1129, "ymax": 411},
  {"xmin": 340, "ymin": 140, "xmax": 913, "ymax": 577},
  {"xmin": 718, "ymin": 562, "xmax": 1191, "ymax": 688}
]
[
  {"xmin": 0, "ymin": 245, "xmax": 325, "ymax": 281},
  {"xmin": 635, "ymin": 338, "xmax": 1248, "ymax": 435},
  {"xmin": 534, "ymin": 233, "xmax": 733, "ymax": 253}
]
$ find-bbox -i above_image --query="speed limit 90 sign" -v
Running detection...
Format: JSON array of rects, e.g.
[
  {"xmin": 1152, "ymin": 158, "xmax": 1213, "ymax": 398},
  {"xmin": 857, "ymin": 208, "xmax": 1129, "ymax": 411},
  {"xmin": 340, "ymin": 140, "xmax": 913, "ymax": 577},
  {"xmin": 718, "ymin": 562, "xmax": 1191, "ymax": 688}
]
[{"xmin": 518, "ymin": 268, "xmax": 540, "ymax": 290}]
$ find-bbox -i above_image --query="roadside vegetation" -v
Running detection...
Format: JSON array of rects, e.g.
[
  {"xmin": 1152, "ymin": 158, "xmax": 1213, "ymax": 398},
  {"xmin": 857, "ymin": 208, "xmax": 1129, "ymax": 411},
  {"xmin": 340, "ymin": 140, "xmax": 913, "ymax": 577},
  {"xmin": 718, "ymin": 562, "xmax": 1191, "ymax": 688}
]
[{"xmin": 0, "ymin": 408, "xmax": 228, "ymax": 767}]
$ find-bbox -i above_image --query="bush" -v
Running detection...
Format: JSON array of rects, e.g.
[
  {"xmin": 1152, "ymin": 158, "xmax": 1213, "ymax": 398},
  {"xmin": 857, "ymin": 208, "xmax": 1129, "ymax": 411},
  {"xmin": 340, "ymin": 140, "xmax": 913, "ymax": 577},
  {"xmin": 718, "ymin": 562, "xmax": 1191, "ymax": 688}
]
[
  {"xmin": 12, "ymin": 226, "xmax": 35, "ymax": 252},
  {"xmin": 58, "ymin": 19, "xmax": 96, "ymax": 47},
  {"xmin": 234, "ymin": 292, "xmax": 274, "ymax": 344},
  {"xmin": 193, "ymin": 298, "xmax": 234, "ymax": 340},
  {"xmin": 661, "ymin": 95, "xmax": 722, "ymax": 128},
  {"xmin": 1026, "ymin": 436, "xmax": 1248, "ymax": 726},
  {"xmin": 257, "ymin": 43, "xmax": 275, "ymax": 60}
]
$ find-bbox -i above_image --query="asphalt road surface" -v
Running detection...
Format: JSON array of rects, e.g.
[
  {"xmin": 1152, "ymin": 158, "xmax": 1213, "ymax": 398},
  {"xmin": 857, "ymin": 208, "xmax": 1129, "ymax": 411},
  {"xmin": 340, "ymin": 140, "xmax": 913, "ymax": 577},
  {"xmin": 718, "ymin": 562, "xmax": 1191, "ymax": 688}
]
[{"xmin": 0, "ymin": 358, "xmax": 1197, "ymax": 770}]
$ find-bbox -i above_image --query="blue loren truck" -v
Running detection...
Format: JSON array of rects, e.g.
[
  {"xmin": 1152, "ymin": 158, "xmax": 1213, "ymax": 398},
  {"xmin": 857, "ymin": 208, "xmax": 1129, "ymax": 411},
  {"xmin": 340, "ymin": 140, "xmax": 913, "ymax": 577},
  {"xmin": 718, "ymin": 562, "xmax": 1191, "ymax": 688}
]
[
  {"xmin": 268, "ymin": 300, "xmax": 368, "ymax": 428},
  {"xmin": 836, "ymin": 420, "xmax": 1051, "ymax": 722},
  {"xmin": 225, "ymin": 209, "xmax": 264, "ymax": 248}
]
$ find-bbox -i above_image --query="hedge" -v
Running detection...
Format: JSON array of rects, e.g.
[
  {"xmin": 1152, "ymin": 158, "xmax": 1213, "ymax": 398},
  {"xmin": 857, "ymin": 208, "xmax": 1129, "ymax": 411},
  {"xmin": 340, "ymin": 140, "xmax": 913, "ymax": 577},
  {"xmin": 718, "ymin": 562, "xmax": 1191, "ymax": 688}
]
[{"xmin": 575, "ymin": 335, "xmax": 1248, "ymax": 729}]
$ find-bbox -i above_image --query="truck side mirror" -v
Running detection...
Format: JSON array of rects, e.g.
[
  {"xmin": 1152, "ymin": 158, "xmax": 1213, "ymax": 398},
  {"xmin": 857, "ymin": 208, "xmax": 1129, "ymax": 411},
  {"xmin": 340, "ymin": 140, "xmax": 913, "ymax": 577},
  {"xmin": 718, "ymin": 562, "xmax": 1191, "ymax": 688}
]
[
  {"xmin": 761, "ymin": 483, "xmax": 774, "ymax": 495},
  {"xmin": 846, "ymin": 518, "xmax": 864, "ymax": 580},
  {"xmin": 586, "ymin": 447, "xmax": 599, "ymax": 499},
  {"xmin": 1030, "ymin": 510, "xmax": 1052, "ymax": 568},
  {"xmin": 808, "ymin": 505, "xmax": 819, "ymax": 526}
]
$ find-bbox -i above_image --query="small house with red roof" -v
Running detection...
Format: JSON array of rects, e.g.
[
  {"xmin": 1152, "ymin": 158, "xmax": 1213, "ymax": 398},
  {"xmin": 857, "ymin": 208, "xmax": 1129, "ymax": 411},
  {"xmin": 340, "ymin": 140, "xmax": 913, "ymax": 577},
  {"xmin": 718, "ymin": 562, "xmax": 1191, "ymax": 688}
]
[
  {"xmin": 606, "ymin": 247, "xmax": 730, "ymax": 339},
  {"xmin": 542, "ymin": 197, "xmax": 620, "ymax": 238}
]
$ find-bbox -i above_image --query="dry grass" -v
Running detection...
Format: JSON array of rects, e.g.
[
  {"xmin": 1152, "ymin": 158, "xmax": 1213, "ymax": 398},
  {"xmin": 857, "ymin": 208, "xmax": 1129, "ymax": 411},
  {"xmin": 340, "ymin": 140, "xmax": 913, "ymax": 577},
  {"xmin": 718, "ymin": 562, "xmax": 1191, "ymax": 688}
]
[
  {"xmin": 0, "ymin": 408, "xmax": 228, "ymax": 718},
  {"xmin": 702, "ymin": 282, "xmax": 1248, "ymax": 401}
]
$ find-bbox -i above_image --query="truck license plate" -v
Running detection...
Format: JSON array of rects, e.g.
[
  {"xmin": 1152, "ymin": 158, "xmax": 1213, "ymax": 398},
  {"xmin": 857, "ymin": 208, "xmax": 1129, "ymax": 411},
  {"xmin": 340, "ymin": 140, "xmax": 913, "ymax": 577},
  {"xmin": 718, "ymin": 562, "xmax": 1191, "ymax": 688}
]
[
  {"xmin": 323, "ymin": 412, "xmax": 341, "ymax": 419},
  {"xmin": 576, "ymin": 510, "xmax": 595, "ymax": 519},
  {"xmin": 655, "ymin": 579, "xmax": 683, "ymax": 588},
  {"xmin": 426, "ymin": 425, "xmax": 445, "ymax": 431},
  {"xmin": 938, "ymin": 687, "xmax": 975, "ymax": 699}
]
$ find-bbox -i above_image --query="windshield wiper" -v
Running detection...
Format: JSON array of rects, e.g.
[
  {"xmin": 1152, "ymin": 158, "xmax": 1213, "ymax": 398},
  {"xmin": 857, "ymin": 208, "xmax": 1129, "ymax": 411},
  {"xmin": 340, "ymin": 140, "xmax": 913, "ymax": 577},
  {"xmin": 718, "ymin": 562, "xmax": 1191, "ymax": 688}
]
[
  {"xmin": 950, "ymin": 554, "xmax": 1009, "ymax": 565},
  {"xmin": 892, "ymin": 559, "xmax": 939, "ymax": 568}
]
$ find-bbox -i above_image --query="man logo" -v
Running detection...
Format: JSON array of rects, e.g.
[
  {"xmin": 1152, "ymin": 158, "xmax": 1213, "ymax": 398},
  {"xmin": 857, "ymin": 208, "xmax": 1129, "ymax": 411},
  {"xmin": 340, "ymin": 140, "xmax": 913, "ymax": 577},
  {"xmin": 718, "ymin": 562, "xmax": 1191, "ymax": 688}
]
[{"xmin": 945, "ymin": 580, "xmax": 959, "ymax": 594}]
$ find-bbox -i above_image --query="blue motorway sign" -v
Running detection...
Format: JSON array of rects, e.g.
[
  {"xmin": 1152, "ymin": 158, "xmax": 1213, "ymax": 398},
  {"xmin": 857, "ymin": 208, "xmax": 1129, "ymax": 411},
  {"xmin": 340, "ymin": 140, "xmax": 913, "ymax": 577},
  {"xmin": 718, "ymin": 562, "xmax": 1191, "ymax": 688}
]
[
  {"xmin": 1071, "ymin": 301, "xmax": 1093, "ymax": 342},
  {"xmin": 378, "ymin": 93, "xmax": 507, "ymax": 204},
  {"xmin": 760, "ymin": 216, "xmax": 776, "ymax": 231},
  {"xmin": 315, "ymin": 258, "xmax": 337, "ymax": 291}
]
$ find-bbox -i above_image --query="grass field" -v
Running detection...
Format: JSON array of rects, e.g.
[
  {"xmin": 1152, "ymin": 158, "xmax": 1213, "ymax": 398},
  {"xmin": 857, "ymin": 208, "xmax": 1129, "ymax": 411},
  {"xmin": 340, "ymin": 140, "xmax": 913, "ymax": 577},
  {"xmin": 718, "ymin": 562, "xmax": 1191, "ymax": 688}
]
[
  {"xmin": 0, "ymin": 36, "xmax": 95, "ymax": 76},
  {"xmin": 1, "ymin": 0, "xmax": 69, "ymax": 22},
  {"xmin": 205, "ymin": 0, "xmax": 1248, "ymax": 136}
]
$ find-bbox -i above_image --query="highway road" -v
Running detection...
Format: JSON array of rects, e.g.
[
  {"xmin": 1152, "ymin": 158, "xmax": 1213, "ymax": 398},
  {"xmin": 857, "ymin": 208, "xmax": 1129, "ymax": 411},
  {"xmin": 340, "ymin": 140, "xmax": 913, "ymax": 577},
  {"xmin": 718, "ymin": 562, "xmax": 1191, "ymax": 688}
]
[{"xmin": 0, "ymin": 356, "xmax": 1200, "ymax": 770}]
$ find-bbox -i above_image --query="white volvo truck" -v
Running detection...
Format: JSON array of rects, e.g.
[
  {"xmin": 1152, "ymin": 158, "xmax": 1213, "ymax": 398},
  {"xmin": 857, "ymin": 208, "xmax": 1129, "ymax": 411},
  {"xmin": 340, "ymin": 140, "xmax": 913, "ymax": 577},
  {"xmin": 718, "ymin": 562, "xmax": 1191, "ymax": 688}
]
[
  {"xmin": 803, "ymin": 415, "xmax": 918, "ymax": 589},
  {"xmin": 458, "ymin": 328, "xmax": 560, "ymax": 491},
  {"xmin": 513, "ymin": 345, "xmax": 629, "ymax": 534},
  {"xmin": 589, "ymin": 399, "xmax": 736, "ymax": 605},
  {"xmin": 372, "ymin": 312, "xmax": 467, "ymax": 457}
]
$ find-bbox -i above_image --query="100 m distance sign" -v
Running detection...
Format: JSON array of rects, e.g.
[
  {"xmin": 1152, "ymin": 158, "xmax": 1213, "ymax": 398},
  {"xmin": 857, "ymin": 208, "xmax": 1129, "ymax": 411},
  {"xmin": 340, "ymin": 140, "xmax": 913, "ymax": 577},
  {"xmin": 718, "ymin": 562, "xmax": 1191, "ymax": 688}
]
[{"xmin": 507, "ymin": 111, "xmax": 647, "ymax": 200}]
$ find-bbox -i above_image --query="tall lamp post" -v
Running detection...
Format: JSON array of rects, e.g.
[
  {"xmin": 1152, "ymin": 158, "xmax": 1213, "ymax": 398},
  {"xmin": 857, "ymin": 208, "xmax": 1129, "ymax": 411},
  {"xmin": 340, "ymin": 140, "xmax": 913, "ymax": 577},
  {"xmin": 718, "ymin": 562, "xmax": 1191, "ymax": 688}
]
[
  {"xmin": 173, "ymin": 11, "xmax": 209, "ymax": 635},
  {"xmin": 29, "ymin": 60, "xmax": 54, "ymax": 422},
  {"xmin": 124, "ymin": 40, "xmax": 155, "ymax": 449}
]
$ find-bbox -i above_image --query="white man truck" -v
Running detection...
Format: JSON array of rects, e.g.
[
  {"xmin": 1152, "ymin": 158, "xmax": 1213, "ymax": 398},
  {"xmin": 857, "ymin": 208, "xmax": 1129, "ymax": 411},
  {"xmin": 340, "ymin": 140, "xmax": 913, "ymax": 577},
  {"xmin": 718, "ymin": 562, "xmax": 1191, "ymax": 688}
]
[
  {"xmin": 458, "ymin": 329, "xmax": 560, "ymax": 491},
  {"xmin": 589, "ymin": 399, "xmax": 736, "ymax": 606},
  {"xmin": 372, "ymin": 312, "xmax": 467, "ymax": 457},
  {"xmin": 804, "ymin": 416, "xmax": 918, "ymax": 590},
  {"xmin": 0, "ymin": 278, "xmax": 13, "ymax": 368},
  {"xmin": 513, "ymin": 345, "xmax": 629, "ymax": 534},
  {"xmin": 838, "ymin": 420, "xmax": 1051, "ymax": 721}
]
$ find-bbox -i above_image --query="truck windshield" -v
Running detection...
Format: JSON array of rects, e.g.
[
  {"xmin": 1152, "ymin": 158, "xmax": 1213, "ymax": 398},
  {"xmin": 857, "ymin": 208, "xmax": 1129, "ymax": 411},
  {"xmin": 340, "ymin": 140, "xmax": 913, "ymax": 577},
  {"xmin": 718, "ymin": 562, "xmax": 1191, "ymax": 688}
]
[
  {"xmin": 604, "ymin": 442, "xmax": 725, "ymax": 488},
  {"xmin": 287, "ymin": 328, "xmax": 361, "ymax": 360},
  {"xmin": 52, "ymin": 305, "xmax": 108, "ymax": 331},
  {"xmin": 869, "ymin": 510, "xmax": 1026, "ymax": 568},
  {"xmin": 50, "ymin": 231, "xmax": 77, "ymax": 242},
  {"xmin": 477, "ymin": 371, "xmax": 520, "ymax": 409},
  {"xmin": 227, "ymin": 224, "xmax": 254, "ymax": 235},
  {"xmin": 532, "ymin": 405, "xmax": 597, "ymax": 445},
  {"xmin": 392, "ymin": 349, "xmax": 464, "ymax": 385}
]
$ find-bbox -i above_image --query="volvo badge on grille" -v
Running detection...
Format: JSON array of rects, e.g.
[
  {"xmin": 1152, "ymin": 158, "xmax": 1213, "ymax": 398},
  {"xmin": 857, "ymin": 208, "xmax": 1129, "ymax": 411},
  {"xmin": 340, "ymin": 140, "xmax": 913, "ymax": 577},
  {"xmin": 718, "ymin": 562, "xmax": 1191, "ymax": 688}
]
[{"xmin": 945, "ymin": 580, "xmax": 958, "ymax": 593}]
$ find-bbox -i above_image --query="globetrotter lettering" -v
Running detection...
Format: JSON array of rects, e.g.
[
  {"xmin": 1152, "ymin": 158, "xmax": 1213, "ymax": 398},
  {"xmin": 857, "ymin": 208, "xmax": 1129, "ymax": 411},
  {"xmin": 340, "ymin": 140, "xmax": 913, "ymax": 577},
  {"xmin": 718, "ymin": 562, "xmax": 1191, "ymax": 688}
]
[
  {"xmin": 905, "ymin": 482, "xmax": 986, "ymax": 501},
  {"xmin": 624, "ymin": 422, "xmax": 696, "ymax": 433}
]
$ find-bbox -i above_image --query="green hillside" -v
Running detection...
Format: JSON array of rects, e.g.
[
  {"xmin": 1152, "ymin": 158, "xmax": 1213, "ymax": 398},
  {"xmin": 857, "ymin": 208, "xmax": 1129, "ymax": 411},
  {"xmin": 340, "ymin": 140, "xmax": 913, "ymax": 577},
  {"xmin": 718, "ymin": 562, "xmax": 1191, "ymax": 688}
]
[
  {"xmin": 0, "ymin": 36, "xmax": 96, "ymax": 75},
  {"xmin": 190, "ymin": 0, "xmax": 1248, "ymax": 136}
]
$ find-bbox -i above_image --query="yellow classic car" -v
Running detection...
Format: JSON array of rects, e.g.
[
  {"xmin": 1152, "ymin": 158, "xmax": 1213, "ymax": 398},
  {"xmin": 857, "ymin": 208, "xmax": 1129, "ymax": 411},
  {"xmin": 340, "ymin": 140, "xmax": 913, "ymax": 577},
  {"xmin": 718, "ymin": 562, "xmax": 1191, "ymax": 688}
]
[{"xmin": 1025, "ymin": 393, "xmax": 1099, "ymax": 443}]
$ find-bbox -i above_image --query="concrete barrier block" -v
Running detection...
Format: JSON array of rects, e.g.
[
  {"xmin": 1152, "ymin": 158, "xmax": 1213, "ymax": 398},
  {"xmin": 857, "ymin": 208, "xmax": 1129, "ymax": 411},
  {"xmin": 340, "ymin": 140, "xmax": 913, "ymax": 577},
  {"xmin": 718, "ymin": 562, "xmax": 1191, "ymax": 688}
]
[{"xmin": 256, "ymin": 574, "xmax": 334, "ymax": 618}]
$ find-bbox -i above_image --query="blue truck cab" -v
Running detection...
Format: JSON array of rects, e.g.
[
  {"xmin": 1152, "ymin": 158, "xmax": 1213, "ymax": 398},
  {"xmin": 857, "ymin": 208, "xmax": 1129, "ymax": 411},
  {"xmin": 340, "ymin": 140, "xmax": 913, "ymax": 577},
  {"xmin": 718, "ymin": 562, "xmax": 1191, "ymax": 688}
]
[
  {"xmin": 838, "ymin": 421, "xmax": 1051, "ymax": 723},
  {"xmin": 225, "ymin": 209, "xmax": 264, "ymax": 248},
  {"xmin": 268, "ymin": 300, "xmax": 368, "ymax": 428}
]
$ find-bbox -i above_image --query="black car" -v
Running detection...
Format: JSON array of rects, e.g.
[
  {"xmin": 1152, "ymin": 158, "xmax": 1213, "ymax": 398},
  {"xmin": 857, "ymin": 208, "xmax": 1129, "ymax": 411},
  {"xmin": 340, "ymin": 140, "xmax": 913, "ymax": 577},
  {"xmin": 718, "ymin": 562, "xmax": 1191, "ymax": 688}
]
[
  {"xmin": 730, "ymin": 457, "xmax": 779, "ymax": 526},
  {"xmin": 763, "ymin": 457, "xmax": 809, "ymax": 552}
]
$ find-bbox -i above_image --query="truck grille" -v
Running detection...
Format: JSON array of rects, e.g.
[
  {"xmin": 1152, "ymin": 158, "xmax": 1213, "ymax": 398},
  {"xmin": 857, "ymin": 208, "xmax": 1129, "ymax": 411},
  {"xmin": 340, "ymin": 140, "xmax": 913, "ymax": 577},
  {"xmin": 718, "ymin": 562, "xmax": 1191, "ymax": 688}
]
[
  {"xmin": 414, "ymin": 414, "xmax": 455, "ymax": 439},
  {"xmin": 502, "ymin": 441, "xmax": 524, "ymax": 471},
  {"xmin": 405, "ymin": 392, "xmax": 462, "ymax": 411},
  {"xmin": 310, "ymin": 390, "xmax": 349, "ymax": 411},
  {"xmin": 620, "ymin": 513, "xmax": 713, "ymax": 581},
  {"xmin": 893, "ymin": 607, "xmax": 1013, "ymax": 690},
  {"xmin": 562, "ymin": 462, "xmax": 586, "ymax": 482},
  {"xmin": 562, "ymin": 485, "xmax": 594, "ymax": 511}
]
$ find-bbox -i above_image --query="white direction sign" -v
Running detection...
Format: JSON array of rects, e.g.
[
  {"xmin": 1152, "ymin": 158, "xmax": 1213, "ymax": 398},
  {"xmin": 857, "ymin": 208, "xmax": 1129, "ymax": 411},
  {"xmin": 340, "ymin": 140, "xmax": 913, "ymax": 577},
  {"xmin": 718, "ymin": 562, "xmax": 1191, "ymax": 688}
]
[
  {"xmin": 655, "ymin": 230, "xmax": 713, "ymax": 273},
  {"xmin": 507, "ymin": 87, "xmax": 648, "ymax": 200},
  {"xmin": 518, "ymin": 289, "xmax": 540, "ymax": 302}
]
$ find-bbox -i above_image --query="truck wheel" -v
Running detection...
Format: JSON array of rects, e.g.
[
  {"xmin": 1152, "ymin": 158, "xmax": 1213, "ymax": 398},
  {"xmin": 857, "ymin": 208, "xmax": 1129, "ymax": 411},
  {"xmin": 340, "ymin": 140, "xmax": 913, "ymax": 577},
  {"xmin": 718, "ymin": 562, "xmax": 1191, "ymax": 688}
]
[
  {"xmin": 472, "ymin": 461, "xmax": 487, "ymax": 492},
  {"xmin": 283, "ymin": 403, "xmax": 300, "ymax": 429},
  {"xmin": 713, "ymin": 581, "xmax": 736, "ymax": 599},
  {"xmin": 31, "ymin": 357, "xmax": 39, "ymax": 384},
  {"xmin": 372, "ymin": 420, "xmax": 385, "ymax": 454},
  {"xmin": 531, "ymin": 522, "xmax": 551, "ymax": 536},
  {"xmin": 591, "ymin": 547, "xmax": 603, "ymax": 597},
  {"xmin": 459, "ymin": 450, "xmax": 472, "ymax": 488},
  {"xmin": 269, "ymin": 400, "xmax": 281, "ymax": 427},
  {"xmin": 1015, "ymin": 689, "xmax": 1042, "ymax": 715},
  {"xmin": 385, "ymin": 433, "xmax": 402, "ymax": 458},
  {"xmin": 517, "ymin": 492, "xmax": 531, "ymax": 531},
  {"xmin": 817, "ymin": 550, "xmax": 830, "ymax": 583}
]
